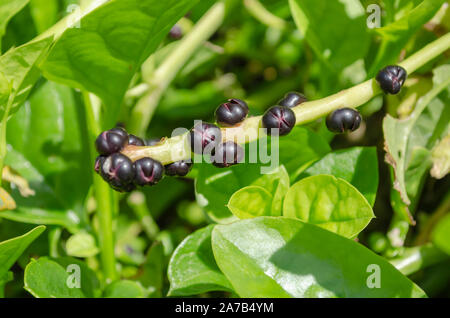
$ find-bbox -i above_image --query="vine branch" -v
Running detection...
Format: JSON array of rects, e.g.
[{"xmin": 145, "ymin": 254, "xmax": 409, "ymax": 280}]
[{"xmin": 122, "ymin": 32, "xmax": 450, "ymax": 165}]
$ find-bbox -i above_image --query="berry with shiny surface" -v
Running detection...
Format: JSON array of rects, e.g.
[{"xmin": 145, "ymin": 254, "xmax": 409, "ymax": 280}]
[
  {"xmin": 211, "ymin": 141, "xmax": 244, "ymax": 168},
  {"xmin": 165, "ymin": 160, "xmax": 193, "ymax": 177},
  {"xmin": 262, "ymin": 106, "xmax": 296, "ymax": 136},
  {"xmin": 95, "ymin": 127, "xmax": 128, "ymax": 155},
  {"xmin": 128, "ymin": 134, "xmax": 145, "ymax": 146},
  {"xmin": 326, "ymin": 108, "xmax": 362, "ymax": 133},
  {"xmin": 189, "ymin": 122, "xmax": 222, "ymax": 154},
  {"xmin": 376, "ymin": 65, "xmax": 407, "ymax": 94},
  {"xmin": 134, "ymin": 157, "xmax": 164, "ymax": 186},
  {"xmin": 215, "ymin": 98, "xmax": 249, "ymax": 127},
  {"xmin": 100, "ymin": 153, "xmax": 135, "ymax": 191},
  {"xmin": 278, "ymin": 92, "xmax": 307, "ymax": 108}
]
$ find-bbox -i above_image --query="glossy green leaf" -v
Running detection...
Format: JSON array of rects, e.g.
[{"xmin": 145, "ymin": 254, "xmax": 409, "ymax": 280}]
[
  {"xmin": 228, "ymin": 186, "xmax": 273, "ymax": 219},
  {"xmin": 24, "ymin": 257, "xmax": 85, "ymax": 298},
  {"xmin": 276, "ymin": 127, "xmax": 331, "ymax": 181},
  {"xmin": 0, "ymin": 0, "xmax": 29, "ymax": 48},
  {"xmin": 168, "ymin": 225, "xmax": 232, "ymax": 296},
  {"xmin": 431, "ymin": 134, "xmax": 450, "ymax": 179},
  {"xmin": 212, "ymin": 217, "xmax": 426, "ymax": 298},
  {"xmin": 66, "ymin": 232, "xmax": 99, "ymax": 258},
  {"xmin": 196, "ymin": 163, "xmax": 290, "ymax": 223},
  {"xmin": 0, "ymin": 37, "xmax": 52, "ymax": 117},
  {"xmin": 299, "ymin": 147, "xmax": 379, "ymax": 206},
  {"xmin": 289, "ymin": 0, "xmax": 370, "ymax": 72},
  {"xmin": 0, "ymin": 225, "xmax": 45, "ymax": 279},
  {"xmin": 1, "ymin": 81, "xmax": 90, "ymax": 231},
  {"xmin": 52, "ymin": 257, "xmax": 101, "ymax": 298},
  {"xmin": 432, "ymin": 214, "xmax": 450, "ymax": 255},
  {"xmin": 29, "ymin": 0, "xmax": 58, "ymax": 34},
  {"xmin": 384, "ymin": 67, "xmax": 450, "ymax": 208},
  {"xmin": 103, "ymin": 280, "xmax": 148, "ymax": 298},
  {"xmin": 41, "ymin": 0, "xmax": 198, "ymax": 127},
  {"xmin": 283, "ymin": 175, "xmax": 374, "ymax": 238}
]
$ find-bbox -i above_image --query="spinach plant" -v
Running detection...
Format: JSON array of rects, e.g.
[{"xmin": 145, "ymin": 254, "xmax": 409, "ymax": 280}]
[{"xmin": 0, "ymin": 0, "xmax": 449, "ymax": 298}]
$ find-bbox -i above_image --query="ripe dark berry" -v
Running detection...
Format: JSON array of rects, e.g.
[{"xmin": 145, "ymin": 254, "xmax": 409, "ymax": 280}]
[
  {"xmin": 100, "ymin": 153, "xmax": 135, "ymax": 190},
  {"xmin": 134, "ymin": 157, "xmax": 164, "ymax": 186},
  {"xmin": 94, "ymin": 156, "xmax": 106, "ymax": 174},
  {"xmin": 215, "ymin": 98, "xmax": 249, "ymax": 127},
  {"xmin": 189, "ymin": 122, "xmax": 222, "ymax": 154},
  {"xmin": 145, "ymin": 138, "xmax": 160, "ymax": 146},
  {"xmin": 278, "ymin": 92, "xmax": 307, "ymax": 108},
  {"xmin": 128, "ymin": 134, "xmax": 145, "ymax": 146},
  {"xmin": 262, "ymin": 106, "xmax": 296, "ymax": 136},
  {"xmin": 95, "ymin": 127, "xmax": 128, "ymax": 155},
  {"xmin": 376, "ymin": 65, "xmax": 407, "ymax": 94},
  {"xmin": 165, "ymin": 160, "xmax": 193, "ymax": 177},
  {"xmin": 211, "ymin": 142, "xmax": 244, "ymax": 168},
  {"xmin": 326, "ymin": 108, "xmax": 361, "ymax": 133}
]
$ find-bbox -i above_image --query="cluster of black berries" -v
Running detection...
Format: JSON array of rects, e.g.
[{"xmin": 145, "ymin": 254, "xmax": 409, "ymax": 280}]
[{"xmin": 94, "ymin": 127, "xmax": 192, "ymax": 192}]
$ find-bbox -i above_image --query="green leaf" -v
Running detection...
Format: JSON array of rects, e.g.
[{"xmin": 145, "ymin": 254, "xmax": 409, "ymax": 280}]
[
  {"xmin": 283, "ymin": 175, "xmax": 374, "ymax": 238},
  {"xmin": 41, "ymin": 0, "xmax": 198, "ymax": 128},
  {"xmin": 138, "ymin": 241, "xmax": 164, "ymax": 297},
  {"xmin": 432, "ymin": 214, "xmax": 450, "ymax": 255},
  {"xmin": 369, "ymin": 0, "xmax": 446, "ymax": 76},
  {"xmin": 0, "ymin": 37, "xmax": 52, "ymax": 117},
  {"xmin": 168, "ymin": 225, "xmax": 232, "ymax": 296},
  {"xmin": 52, "ymin": 257, "xmax": 101, "ymax": 298},
  {"xmin": 383, "ymin": 68, "xmax": 450, "ymax": 207},
  {"xmin": 431, "ymin": 134, "xmax": 450, "ymax": 179},
  {"xmin": 289, "ymin": 0, "xmax": 370, "ymax": 73},
  {"xmin": 212, "ymin": 217, "xmax": 426, "ymax": 298},
  {"xmin": 0, "ymin": 225, "xmax": 45, "ymax": 279},
  {"xmin": 276, "ymin": 126, "xmax": 331, "ymax": 181},
  {"xmin": 1, "ymin": 81, "xmax": 90, "ymax": 230},
  {"xmin": 29, "ymin": 0, "xmax": 58, "ymax": 34},
  {"xmin": 66, "ymin": 232, "xmax": 99, "ymax": 258},
  {"xmin": 228, "ymin": 186, "xmax": 273, "ymax": 219},
  {"xmin": 24, "ymin": 257, "xmax": 85, "ymax": 298},
  {"xmin": 299, "ymin": 147, "xmax": 379, "ymax": 206},
  {"xmin": 0, "ymin": 0, "xmax": 29, "ymax": 49},
  {"xmin": 196, "ymin": 162, "xmax": 290, "ymax": 223},
  {"xmin": 104, "ymin": 280, "xmax": 147, "ymax": 298}
]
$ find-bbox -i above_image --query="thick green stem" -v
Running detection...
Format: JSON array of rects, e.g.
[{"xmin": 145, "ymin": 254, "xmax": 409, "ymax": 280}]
[
  {"xmin": 390, "ymin": 244, "xmax": 449, "ymax": 276},
  {"xmin": 244, "ymin": 0, "xmax": 287, "ymax": 30},
  {"xmin": 122, "ymin": 33, "xmax": 450, "ymax": 165},
  {"xmin": 129, "ymin": 1, "xmax": 227, "ymax": 136},
  {"xmin": 83, "ymin": 92, "xmax": 117, "ymax": 283}
]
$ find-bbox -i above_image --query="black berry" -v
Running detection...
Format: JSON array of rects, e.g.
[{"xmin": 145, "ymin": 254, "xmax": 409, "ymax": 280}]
[
  {"xmin": 94, "ymin": 155, "xmax": 106, "ymax": 174},
  {"xmin": 100, "ymin": 153, "xmax": 135, "ymax": 191},
  {"xmin": 169, "ymin": 24, "xmax": 182, "ymax": 39},
  {"xmin": 165, "ymin": 160, "xmax": 193, "ymax": 177},
  {"xmin": 326, "ymin": 108, "xmax": 361, "ymax": 133},
  {"xmin": 189, "ymin": 122, "xmax": 222, "ymax": 154},
  {"xmin": 145, "ymin": 138, "xmax": 161, "ymax": 146},
  {"xmin": 211, "ymin": 142, "xmax": 244, "ymax": 168},
  {"xmin": 262, "ymin": 106, "xmax": 296, "ymax": 136},
  {"xmin": 134, "ymin": 157, "xmax": 164, "ymax": 186},
  {"xmin": 376, "ymin": 65, "xmax": 407, "ymax": 94},
  {"xmin": 95, "ymin": 127, "xmax": 128, "ymax": 155},
  {"xmin": 128, "ymin": 134, "xmax": 145, "ymax": 146},
  {"xmin": 278, "ymin": 92, "xmax": 307, "ymax": 108},
  {"xmin": 215, "ymin": 98, "xmax": 249, "ymax": 127}
]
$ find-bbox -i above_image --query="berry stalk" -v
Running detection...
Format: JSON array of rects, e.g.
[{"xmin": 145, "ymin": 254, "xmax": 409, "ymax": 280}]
[{"xmin": 122, "ymin": 32, "xmax": 450, "ymax": 165}]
